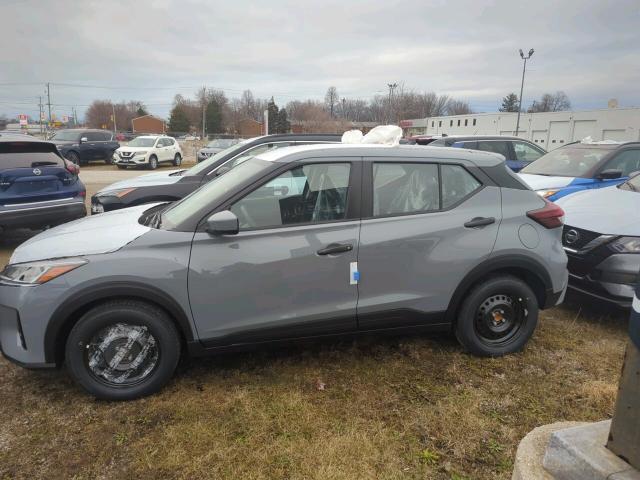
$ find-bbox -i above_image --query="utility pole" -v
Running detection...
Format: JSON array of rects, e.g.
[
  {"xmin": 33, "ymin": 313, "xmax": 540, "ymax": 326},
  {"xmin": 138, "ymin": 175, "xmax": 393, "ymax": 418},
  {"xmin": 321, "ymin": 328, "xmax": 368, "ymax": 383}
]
[
  {"xmin": 202, "ymin": 102, "xmax": 206, "ymax": 140},
  {"xmin": 46, "ymin": 83, "xmax": 52, "ymax": 136},
  {"xmin": 515, "ymin": 48, "xmax": 534, "ymax": 137},
  {"xmin": 342, "ymin": 97, "xmax": 346, "ymax": 119},
  {"xmin": 38, "ymin": 96, "xmax": 43, "ymax": 135},
  {"xmin": 112, "ymin": 103, "xmax": 117, "ymax": 134},
  {"xmin": 387, "ymin": 83, "xmax": 398, "ymax": 124}
]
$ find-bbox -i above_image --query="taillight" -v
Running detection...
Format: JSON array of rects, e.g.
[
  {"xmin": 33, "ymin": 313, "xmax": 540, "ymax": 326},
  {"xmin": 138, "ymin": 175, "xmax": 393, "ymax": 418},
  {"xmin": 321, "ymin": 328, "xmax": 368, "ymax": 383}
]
[
  {"xmin": 527, "ymin": 199, "xmax": 565, "ymax": 229},
  {"xmin": 65, "ymin": 160, "xmax": 80, "ymax": 176}
]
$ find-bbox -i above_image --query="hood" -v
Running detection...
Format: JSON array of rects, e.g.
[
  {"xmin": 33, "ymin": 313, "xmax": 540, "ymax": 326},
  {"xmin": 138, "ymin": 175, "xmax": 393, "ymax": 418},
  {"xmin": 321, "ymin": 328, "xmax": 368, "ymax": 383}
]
[
  {"xmin": 9, "ymin": 204, "xmax": 156, "ymax": 264},
  {"xmin": 556, "ymin": 185, "xmax": 640, "ymax": 236},
  {"xmin": 97, "ymin": 169, "xmax": 185, "ymax": 193},
  {"xmin": 517, "ymin": 173, "xmax": 576, "ymax": 191}
]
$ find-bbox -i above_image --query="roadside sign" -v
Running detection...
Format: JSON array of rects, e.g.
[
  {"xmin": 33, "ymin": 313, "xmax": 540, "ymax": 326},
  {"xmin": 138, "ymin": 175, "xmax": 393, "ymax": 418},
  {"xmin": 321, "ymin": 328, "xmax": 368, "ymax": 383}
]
[
  {"xmin": 19, "ymin": 114, "xmax": 28, "ymax": 126},
  {"xmin": 62, "ymin": 115, "xmax": 69, "ymax": 123}
]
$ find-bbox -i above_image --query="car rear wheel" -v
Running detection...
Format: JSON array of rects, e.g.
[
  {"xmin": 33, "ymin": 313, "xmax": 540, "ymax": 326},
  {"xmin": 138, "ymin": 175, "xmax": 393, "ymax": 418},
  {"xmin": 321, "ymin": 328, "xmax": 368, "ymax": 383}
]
[
  {"xmin": 455, "ymin": 275, "xmax": 538, "ymax": 357},
  {"xmin": 65, "ymin": 300, "xmax": 181, "ymax": 400},
  {"xmin": 148, "ymin": 155, "xmax": 158, "ymax": 170},
  {"xmin": 173, "ymin": 153, "xmax": 182, "ymax": 166},
  {"xmin": 66, "ymin": 151, "xmax": 80, "ymax": 165}
]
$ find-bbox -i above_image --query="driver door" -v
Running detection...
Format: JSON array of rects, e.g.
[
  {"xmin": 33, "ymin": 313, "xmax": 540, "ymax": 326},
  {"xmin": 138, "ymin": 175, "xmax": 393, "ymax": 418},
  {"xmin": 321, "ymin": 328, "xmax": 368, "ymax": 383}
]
[{"xmin": 188, "ymin": 160, "xmax": 361, "ymax": 346}]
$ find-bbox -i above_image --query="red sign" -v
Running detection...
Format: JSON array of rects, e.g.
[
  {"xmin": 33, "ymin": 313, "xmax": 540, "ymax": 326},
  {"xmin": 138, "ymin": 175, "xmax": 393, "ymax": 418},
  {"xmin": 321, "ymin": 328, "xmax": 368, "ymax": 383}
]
[{"xmin": 399, "ymin": 120, "xmax": 413, "ymax": 128}]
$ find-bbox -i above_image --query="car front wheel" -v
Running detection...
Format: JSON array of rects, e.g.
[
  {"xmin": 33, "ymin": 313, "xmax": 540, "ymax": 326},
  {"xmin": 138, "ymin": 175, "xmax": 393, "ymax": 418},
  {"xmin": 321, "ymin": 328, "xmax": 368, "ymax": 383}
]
[
  {"xmin": 173, "ymin": 153, "xmax": 182, "ymax": 166},
  {"xmin": 148, "ymin": 155, "xmax": 158, "ymax": 170},
  {"xmin": 455, "ymin": 275, "xmax": 538, "ymax": 357},
  {"xmin": 65, "ymin": 300, "xmax": 181, "ymax": 400}
]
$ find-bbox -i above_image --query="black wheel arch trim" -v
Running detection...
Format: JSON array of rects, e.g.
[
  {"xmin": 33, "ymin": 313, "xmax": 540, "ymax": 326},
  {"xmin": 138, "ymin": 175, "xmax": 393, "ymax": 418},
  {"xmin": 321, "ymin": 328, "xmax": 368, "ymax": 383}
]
[
  {"xmin": 44, "ymin": 281, "xmax": 195, "ymax": 365},
  {"xmin": 445, "ymin": 254, "xmax": 554, "ymax": 323}
]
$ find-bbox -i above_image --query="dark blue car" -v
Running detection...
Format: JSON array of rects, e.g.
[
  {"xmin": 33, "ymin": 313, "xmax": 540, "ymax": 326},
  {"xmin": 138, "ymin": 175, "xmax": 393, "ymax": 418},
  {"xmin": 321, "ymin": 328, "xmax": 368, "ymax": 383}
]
[
  {"xmin": 0, "ymin": 133, "xmax": 86, "ymax": 230},
  {"xmin": 429, "ymin": 135, "xmax": 546, "ymax": 172}
]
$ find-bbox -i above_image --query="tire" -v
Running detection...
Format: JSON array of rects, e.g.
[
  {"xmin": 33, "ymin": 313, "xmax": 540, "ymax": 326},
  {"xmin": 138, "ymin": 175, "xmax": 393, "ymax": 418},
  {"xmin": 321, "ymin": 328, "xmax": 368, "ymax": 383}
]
[
  {"xmin": 65, "ymin": 300, "xmax": 181, "ymax": 400},
  {"xmin": 66, "ymin": 151, "xmax": 80, "ymax": 165},
  {"xmin": 454, "ymin": 275, "xmax": 538, "ymax": 357},
  {"xmin": 105, "ymin": 155, "xmax": 113, "ymax": 165},
  {"xmin": 117, "ymin": 164, "xmax": 127, "ymax": 170},
  {"xmin": 148, "ymin": 155, "xmax": 158, "ymax": 170},
  {"xmin": 173, "ymin": 153, "xmax": 182, "ymax": 167}
]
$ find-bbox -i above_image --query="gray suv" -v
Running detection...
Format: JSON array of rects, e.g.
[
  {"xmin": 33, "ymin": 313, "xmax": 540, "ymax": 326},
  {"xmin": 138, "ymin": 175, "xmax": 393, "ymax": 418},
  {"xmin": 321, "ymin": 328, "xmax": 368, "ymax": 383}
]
[{"xmin": 0, "ymin": 144, "xmax": 568, "ymax": 400}]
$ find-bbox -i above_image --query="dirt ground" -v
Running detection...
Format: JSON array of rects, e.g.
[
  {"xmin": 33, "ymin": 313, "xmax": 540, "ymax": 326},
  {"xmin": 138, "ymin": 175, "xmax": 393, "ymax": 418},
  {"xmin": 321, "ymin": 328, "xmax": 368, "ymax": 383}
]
[{"xmin": 0, "ymin": 163, "xmax": 630, "ymax": 480}]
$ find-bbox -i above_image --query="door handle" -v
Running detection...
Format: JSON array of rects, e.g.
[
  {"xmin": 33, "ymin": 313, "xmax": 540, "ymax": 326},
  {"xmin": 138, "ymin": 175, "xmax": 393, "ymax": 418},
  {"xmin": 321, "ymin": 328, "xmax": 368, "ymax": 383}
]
[
  {"xmin": 317, "ymin": 243, "xmax": 353, "ymax": 255},
  {"xmin": 464, "ymin": 217, "xmax": 495, "ymax": 228}
]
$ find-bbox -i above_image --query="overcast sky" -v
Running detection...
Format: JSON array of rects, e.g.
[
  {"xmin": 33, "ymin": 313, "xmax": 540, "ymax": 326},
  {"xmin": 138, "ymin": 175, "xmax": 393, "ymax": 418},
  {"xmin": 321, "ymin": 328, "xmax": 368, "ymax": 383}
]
[{"xmin": 1, "ymin": 0, "xmax": 639, "ymax": 121}]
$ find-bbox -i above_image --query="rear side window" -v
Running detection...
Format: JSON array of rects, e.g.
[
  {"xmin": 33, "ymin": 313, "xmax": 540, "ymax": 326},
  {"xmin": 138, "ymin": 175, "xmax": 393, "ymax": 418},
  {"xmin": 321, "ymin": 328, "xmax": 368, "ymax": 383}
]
[
  {"xmin": 441, "ymin": 165, "xmax": 482, "ymax": 208},
  {"xmin": 101, "ymin": 132, "xmax": 113, "ymax": 141},
  {"xmin": 373, "ymin": 163, "xmax": 439, "ymax": 216},
  {"xmin": 477, "ymin": 141, "xmax": 510, "ymax": 158},
  {"xmin": 0, "ymin": 143, "xmax": 64, "ymax": 169},
  {"xmin": 513, "ymin": 141, "xmax": 544, "ymax": 163}
]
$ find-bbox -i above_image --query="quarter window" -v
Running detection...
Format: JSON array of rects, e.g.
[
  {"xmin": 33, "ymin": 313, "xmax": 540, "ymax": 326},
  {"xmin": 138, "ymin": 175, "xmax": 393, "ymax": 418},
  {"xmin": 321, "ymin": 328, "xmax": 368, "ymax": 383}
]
[
  {"xmin": 441, "ymin": 165, "xmax": 482, "ymax": 208},
  {"xmin": 231, "ymin": 163, "xmax": 350, "ymax": 230},
  {"xmin": 373, "ymin": 163, "xmax": 439, "ymax": 216}
]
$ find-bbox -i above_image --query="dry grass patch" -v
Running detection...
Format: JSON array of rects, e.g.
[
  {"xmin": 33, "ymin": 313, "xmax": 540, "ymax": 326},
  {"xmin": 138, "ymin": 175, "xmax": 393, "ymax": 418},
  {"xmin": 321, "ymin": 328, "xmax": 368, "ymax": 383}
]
[{"xmin": 0, "ymin": 295, "xmax": 629, "ymax": 479}]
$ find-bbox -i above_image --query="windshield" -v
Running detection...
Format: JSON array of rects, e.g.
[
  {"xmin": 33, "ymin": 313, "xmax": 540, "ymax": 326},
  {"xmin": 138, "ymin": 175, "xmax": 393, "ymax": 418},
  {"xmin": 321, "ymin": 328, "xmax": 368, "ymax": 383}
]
[
  {"xmin": 127, "ymin": 137, "xmax": 157, "ymax": 147},
  {"xmin": 185, "ymin": 140, "xmax": 250, "ymax": 176},
  {"xmin": 620, "ymin": 174, "xmax": 640, "ymax": 192},
  {"xmin": 161, "ymin": 157, "xmax": 273, "ymax": 229},
  {"xmin": 206, "ymin": 138, "xmax": 237, "ymax": 149},
  {"xmin": 520, "ymin": 146, "xmax": 611, "ymax": 177},
  {"xmin": 51, "ymin": 130, "xmax": 81, "ymax": 141}
]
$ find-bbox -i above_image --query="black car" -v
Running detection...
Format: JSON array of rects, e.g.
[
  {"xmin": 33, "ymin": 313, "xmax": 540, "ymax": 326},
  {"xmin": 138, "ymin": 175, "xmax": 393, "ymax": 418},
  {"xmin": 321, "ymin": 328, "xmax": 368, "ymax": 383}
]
[
  {"xmin": 0, "ymin": 133, "xmax": 86, "ymax": 230},
  {"xmin": 91, "ymin": 133, "xmax": 341, "ymax": 213},
  {"xmin": 49, "ymin": 129, "xmax": 120, "ymax": 165},
  {"xmin": 429, "ymin": 135, "xmax": 546, "ymax": 172}
]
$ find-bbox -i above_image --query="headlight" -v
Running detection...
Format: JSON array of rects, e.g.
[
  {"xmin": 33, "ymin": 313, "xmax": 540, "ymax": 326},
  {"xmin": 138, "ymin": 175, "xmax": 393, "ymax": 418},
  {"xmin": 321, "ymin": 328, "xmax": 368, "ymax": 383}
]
[
  {"xmin": 609, "ymin": 236, "xmax": 640, "ymax": 253},
  {"xmin": 97, "ymin": 188, "xmax": 137, "ymax": 198},
  {"xmin": 0, "ymin": 259, "xmax": 87, "ymax": 285},
  {"xmin": 536, "ymin": 189, "xmax": 559, "ymax": 199},
  {"xmin": 134, "ymin": 151, "xmax": 148, "ymax": 156}
]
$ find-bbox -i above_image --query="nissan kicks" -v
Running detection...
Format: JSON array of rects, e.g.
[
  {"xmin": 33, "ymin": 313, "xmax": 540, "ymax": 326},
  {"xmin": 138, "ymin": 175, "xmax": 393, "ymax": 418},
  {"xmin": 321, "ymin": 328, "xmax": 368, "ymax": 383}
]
[{"xmin": 0, "ymin": 144, "xmax": 567, "ymax": 400}]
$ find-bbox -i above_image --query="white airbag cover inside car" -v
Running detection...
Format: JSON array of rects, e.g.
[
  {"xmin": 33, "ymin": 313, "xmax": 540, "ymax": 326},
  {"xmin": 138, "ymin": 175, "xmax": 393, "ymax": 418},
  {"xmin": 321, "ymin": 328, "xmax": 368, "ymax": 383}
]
[{"xmin": 9, "ymin": 204, "xmax": 155, "ymax": 265}]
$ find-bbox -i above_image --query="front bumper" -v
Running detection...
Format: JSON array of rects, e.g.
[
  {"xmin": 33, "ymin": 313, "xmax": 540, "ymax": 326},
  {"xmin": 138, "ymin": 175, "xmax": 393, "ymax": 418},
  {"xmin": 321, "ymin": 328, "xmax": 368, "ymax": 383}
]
[
  {"xmin": 566, "ymin": 250, "xmax": 639, "ymax": 307},
  {"xmin": 113, "ymin": 153, "xmax": 148, "ymax": 166},
  {"xmin": 0, "ymin": 285, "xmax": 56, "ymax": 368},
  {"xmin": 0, "ymin": 198, "xmax": 86, "ymax": 229}
]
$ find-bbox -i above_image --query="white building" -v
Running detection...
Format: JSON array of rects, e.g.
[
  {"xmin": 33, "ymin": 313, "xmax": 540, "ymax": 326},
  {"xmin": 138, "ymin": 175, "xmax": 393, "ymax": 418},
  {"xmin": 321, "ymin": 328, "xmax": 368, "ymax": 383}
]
[{"xmin": 400, "ymin": 107, "xmax": 640, "ymax": 150}]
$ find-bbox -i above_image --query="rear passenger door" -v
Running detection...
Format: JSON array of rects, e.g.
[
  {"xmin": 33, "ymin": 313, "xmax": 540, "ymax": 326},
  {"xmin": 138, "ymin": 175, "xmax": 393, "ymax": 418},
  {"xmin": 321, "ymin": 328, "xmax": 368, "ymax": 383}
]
[{"xmin": 356, "ymin": 159, "xmax": 502, "ymax": 329}]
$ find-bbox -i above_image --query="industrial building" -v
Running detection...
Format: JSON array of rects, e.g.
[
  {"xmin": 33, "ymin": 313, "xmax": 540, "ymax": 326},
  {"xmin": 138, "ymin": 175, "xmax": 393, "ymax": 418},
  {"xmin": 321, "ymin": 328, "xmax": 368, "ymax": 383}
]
[{"xmin": 400, "ymin": 107, "xmax": 640, "ymax": 149}]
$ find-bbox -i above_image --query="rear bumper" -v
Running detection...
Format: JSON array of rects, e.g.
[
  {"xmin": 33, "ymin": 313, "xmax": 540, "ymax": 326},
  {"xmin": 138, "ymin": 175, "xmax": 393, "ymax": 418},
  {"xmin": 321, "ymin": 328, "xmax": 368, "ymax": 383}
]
[{"xmin": 0, "ymin": 199, "xmax": 86, "ymax": 229}]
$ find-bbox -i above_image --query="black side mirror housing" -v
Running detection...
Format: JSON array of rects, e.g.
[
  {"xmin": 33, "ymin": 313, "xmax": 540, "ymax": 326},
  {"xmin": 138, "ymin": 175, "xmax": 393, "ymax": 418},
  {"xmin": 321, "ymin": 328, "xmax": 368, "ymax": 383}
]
[
  {"xmin": 206, "ymin": 210, "xmax": 239, "ymax": 235},
  {"xmin": 597, "ymin": 169, "xmax": 623, "ymax": 180}
]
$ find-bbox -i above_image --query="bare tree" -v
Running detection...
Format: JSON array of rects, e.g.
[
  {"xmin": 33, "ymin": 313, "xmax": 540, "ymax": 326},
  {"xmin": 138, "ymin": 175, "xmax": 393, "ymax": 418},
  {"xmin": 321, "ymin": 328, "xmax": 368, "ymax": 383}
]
[
  {"xmin": 528, "ymin": 91, "xmax": 571, "ymax": 113},
  {"xmin": 324, "ymin": 86, "xmax": 339, "ymax": 118},
  {"xmin": 446, "ymin": 99, "xmax": 473, "ymax": 115}
]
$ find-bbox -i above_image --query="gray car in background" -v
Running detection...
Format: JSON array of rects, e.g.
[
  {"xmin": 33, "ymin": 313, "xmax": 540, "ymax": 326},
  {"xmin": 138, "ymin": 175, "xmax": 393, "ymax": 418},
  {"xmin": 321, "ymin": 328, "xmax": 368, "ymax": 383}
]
[
  {"xmin": 196, "ymin": 138, "xmax": 240, "ymax": 162},
  {"xmin": 0, "ymin": 144, "xmax": 568, "ymax": 400}
]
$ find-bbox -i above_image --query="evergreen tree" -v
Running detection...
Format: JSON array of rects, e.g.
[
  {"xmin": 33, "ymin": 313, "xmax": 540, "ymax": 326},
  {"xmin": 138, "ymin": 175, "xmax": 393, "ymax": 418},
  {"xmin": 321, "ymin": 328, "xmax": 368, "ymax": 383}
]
[
  {"xmin": 499, "ymin": 93, "xmax": 520, "ymax": 112},
  {"xmin": 136, "ymin": 105, "xmax": 148, "ymax": 117},
  {"xmin": 276, "ymin": 108, "xmax": 290, "ymax": 133},
  {"xmin": 205, "ymin": 99, "xmax": 223, "ymax": 133},
  {"xmin": 267, "ymin": 97, "xmax": 279, "ymax": 134},
  {"xmin": 168, "ymin": 105, "xmax": 190, "ymax": 132}
]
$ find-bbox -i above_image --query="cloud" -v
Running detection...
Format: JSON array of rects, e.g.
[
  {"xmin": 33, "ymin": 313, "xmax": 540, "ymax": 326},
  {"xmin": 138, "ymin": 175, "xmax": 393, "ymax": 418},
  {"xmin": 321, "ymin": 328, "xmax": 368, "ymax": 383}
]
[{"xmin": 0, "ymin": 0, "xmax": 638, "ymax": 119}]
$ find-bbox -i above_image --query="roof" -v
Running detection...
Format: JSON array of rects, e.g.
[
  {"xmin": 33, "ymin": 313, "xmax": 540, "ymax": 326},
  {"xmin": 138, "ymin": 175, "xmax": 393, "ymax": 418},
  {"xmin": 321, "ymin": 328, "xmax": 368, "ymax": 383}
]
[
  {"xmin": 255, "ymin": 143, "xmax": 505, "ymax": 167},
  {"xmin": 132, "ymin": 115, "xmax": 165, "ymax": 122},
  {"xmin": 434, "ymin": 135, "xmax": 524, "ymax": 141}
]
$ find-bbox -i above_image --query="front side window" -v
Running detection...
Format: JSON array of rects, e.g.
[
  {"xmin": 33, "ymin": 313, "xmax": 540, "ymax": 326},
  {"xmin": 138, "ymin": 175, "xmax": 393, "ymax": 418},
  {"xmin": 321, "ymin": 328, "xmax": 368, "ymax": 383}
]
[
  {"xmin": 604, "ymin": 150, "xmax": 640, "ymax": 176},
  {"xmin": 477, "ymin": 141, "xmax": 510, "ymax": 159},
  {"xmin": 231, "ymin": 163, "xmax": 351, "ymax": 230},
  {"xmin": 513, "ymin": 141, "xmax": 544, "ymax": 163},
  {"xmin": 373, "ymin": 163, "xmax": 439, "ymax": 216},
  {"xmin": 441, "ymin": 165, "xmax": 481, "ymax": 208}
]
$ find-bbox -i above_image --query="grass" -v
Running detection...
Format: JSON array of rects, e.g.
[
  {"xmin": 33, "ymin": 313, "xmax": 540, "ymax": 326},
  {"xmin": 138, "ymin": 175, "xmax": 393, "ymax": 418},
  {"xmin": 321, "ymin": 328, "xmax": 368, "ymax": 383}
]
[{"xmin": 0, "ymin": 295, "xmax": 628, "ymax": 479}]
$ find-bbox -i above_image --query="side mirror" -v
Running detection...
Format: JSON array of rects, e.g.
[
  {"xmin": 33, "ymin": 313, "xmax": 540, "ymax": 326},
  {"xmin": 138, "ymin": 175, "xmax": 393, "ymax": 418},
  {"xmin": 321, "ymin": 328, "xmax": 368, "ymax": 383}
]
[
  {"xmin": 206, "ymin": 210, "xmax": 239, "ymax": 235},
  {"xmin": 597, "ymin": 169, "xmax": 623, "ymax": 180},
  {"xmin": 80, "ymin": 137, "xmax": 88, "ymax": 143}
]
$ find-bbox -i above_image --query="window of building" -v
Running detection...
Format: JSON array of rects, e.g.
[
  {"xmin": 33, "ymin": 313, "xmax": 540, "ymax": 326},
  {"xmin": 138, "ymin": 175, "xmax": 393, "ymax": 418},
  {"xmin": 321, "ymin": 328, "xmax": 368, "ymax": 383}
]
[
  {"xmin": 438, "ymin": 121, "xmax": 442, "ymax": 127},
  {"xmin": 464, "ymin": 119, "xmax": 468, "ymax": 126},
  {"xmin": 473, "ymin": 119, "xmax": 477, "ymax": 126},
  {"xmin": 457, "ymin": 120, "xmax": 461, "ymax": 126},
  {"xmin": 450, "ymin": 120, "xmax": 453, "ymax": 127},
  {"xmin": 432, "ymin": 121, "xmax": 435, "ymax": 127}
]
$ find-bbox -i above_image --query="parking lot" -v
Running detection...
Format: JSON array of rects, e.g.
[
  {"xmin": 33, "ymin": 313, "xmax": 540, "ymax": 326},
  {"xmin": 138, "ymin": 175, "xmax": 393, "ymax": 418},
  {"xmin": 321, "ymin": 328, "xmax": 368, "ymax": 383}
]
[{"xmin": 0, "ymin": 156, "xmax": 630, "ymax": 479}]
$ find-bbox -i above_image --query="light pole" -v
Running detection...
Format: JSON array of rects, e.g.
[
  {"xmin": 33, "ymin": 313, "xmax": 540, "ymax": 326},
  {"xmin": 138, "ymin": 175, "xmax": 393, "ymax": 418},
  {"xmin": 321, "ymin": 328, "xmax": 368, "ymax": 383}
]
[{"xmin": 515, "ymin": 48, "xmax": 534, "ymax": 137}]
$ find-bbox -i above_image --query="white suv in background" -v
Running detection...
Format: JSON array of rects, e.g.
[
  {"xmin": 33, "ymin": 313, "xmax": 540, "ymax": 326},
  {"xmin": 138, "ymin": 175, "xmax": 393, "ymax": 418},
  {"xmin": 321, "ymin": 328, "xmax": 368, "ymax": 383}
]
[{"xmin": 113, "ymin": 135, "xmax": 183, "ymax": 170}]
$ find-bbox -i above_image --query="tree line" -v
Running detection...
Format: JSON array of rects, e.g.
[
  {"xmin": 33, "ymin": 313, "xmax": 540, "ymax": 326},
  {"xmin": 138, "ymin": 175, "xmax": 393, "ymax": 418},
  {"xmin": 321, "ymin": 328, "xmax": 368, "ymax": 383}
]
[{"xmin": 80, "ymin": 86, "xmax": 572, "ymax": 134}]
